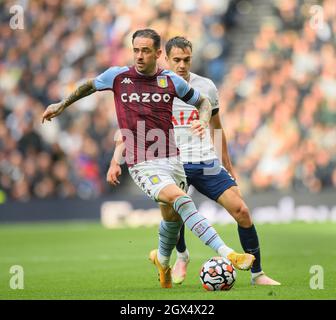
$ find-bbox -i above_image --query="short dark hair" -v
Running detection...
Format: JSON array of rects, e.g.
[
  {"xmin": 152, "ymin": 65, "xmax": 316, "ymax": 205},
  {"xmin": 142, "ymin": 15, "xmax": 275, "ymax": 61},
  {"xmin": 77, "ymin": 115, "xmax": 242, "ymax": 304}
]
[
  {"xmin": 132, "ymin": 29, "xmax": 161, "ymax": 50},
  {"xmin": 165, "ymin": 36, "xmax": 192, "ymax": 56}
]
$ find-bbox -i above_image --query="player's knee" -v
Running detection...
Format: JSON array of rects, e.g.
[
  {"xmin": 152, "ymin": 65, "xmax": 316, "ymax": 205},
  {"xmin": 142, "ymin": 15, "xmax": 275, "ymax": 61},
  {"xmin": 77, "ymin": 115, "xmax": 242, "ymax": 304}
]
[
  {"xmin": 158, "ymin": 184, "xmax": 187, "ymax": 205},
  {"xmin": 166, "ymin": 192, "xmax": 188, "ymax": 205},
  {"xmin": 236, "ymin": 205, "xmax": 252, "ymax": 227}
]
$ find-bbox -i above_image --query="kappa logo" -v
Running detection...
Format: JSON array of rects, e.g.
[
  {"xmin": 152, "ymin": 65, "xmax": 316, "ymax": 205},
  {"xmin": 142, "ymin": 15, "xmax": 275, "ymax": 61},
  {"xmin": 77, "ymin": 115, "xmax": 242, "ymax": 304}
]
[{"xmin": 121, "ymin": 78, "xmax": 133, "ymax": 84}]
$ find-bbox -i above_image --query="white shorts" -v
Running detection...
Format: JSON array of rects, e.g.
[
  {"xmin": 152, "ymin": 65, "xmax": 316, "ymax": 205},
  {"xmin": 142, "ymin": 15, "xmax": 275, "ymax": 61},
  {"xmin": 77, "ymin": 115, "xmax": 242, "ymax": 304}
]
[{"xmin": 128, "ymin": 156, "xmax": 188, "ymax": 202}]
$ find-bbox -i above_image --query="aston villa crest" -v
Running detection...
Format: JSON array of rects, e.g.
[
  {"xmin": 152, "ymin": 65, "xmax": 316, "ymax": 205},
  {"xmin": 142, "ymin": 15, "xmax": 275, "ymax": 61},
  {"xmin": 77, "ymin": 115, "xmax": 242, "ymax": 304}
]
[
  {"xmin": 149, "ymin": 175, "xmax": 161, "ymax": 185},
  {"xmin": 157, "ymin": 76, "xmax": 168, "ymax": 88}
]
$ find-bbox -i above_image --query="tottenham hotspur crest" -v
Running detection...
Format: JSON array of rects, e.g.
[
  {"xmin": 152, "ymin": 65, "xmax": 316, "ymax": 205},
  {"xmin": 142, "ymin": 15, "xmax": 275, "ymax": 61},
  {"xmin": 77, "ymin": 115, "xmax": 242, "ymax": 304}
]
[{"xmin": 157, "ymin": 76, "xmax": 168, "ymax": 88}]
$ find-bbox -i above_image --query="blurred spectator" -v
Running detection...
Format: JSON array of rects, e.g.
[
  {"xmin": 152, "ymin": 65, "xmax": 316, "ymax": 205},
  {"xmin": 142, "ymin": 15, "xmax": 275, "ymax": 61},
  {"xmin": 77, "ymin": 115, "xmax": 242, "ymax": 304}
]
[
  {"xmin": 220, "ymin": 0, "xmax": 336, "ymax": 194},
  {"xmin": 0, "ymin": 0, "xmax": 335, "ymax": 202},
  {"xmin": 0, "ymin": 0, "xmax": 235, "ymax": 201}
]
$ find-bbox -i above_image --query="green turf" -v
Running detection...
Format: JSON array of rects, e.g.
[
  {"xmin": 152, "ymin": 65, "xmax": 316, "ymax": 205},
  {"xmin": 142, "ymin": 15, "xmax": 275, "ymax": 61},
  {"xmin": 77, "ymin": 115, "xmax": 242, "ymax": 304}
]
[{"xmin": 0, "ymin": 221, "xmax": 335, "ymax": 300}]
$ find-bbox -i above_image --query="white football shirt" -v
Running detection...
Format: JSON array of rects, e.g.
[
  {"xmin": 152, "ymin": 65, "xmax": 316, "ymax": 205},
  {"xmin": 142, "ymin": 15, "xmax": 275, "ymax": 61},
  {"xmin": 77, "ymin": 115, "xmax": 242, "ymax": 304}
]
[{"xmin": 172, "ymin": 72, "xmax": 219, "ymax": 163}]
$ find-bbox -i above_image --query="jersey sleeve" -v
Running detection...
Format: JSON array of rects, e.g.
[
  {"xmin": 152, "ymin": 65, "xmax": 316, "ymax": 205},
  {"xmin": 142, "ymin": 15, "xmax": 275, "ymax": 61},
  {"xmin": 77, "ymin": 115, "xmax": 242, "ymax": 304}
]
[
  {"xmin": 163, "ymin": 70, "xmax": 201, "ymax": 106},
  {"xmin": 207, "ymin": 80, "xmax": 219, "ymax": 114},
  {"xmin": 94, "ymin": 66, "xmax": 129, "ymax": 91}
]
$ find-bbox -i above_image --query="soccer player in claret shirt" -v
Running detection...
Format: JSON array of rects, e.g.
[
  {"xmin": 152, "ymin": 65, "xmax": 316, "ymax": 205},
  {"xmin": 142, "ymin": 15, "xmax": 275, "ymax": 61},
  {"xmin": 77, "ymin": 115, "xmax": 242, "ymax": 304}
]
[
  {"xmin": 107, "ymin": 34, "xmax": 280, "ymax": 286},
  {"xmin": 42, "ymin": 29, "xmax": 255, "ymax": 289}
]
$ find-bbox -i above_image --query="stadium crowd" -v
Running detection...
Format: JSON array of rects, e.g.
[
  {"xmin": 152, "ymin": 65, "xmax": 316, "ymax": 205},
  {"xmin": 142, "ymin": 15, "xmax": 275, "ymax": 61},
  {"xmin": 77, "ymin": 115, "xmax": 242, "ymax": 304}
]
[
  {"xmin": 0, "ymin": 0, "xmax": 335, "ymax": 202},
  {"xmin": 221, "ymin": 0, "xmax": 336, "ymax": 194}
]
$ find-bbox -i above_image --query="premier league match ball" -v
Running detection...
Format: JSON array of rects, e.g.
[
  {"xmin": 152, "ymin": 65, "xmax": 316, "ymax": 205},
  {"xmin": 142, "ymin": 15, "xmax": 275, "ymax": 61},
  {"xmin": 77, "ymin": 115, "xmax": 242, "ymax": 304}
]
[{"xmin": 199, "ymin": 257, "xmax": 237, "ymax": 291}]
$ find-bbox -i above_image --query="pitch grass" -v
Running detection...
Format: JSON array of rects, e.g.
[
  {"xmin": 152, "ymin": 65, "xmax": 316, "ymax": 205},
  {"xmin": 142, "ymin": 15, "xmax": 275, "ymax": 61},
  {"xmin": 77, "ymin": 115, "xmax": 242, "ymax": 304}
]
[{"xmin": 0, "ymin": 221, "xmax": 335, "ymax": 300}]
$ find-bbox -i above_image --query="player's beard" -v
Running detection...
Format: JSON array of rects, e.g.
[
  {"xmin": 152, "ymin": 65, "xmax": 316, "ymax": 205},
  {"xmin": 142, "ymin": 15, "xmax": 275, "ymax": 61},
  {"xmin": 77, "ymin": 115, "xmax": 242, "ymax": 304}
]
[
  {"xmin": 136, "ymin": 61, "xmax": 156, "ymax": 75},
  {"xmin": 136, "ymin": 61, "xmax": 145, "ymax": 70}
]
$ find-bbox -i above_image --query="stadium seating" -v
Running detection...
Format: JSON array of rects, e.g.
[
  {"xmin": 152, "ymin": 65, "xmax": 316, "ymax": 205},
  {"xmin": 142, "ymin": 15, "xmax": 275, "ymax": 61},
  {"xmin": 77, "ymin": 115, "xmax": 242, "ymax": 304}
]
[{"xmin": 0, "ymin": 0, "xmax": 335, "ymax": 202}]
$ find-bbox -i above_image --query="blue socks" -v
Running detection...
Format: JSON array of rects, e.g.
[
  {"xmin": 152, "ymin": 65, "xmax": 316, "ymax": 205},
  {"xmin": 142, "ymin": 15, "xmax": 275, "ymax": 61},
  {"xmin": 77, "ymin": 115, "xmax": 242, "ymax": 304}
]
[
  {"xmin": 158, "ymin": 220, "xmax": 182, "ymax": 265},
  {"xmin": 238, "ymin": 224, "xmax": 262, "ymax": 273},
  {"xmin": 173, "ymin": 195, "xmax": 226, "ymax": 253}
]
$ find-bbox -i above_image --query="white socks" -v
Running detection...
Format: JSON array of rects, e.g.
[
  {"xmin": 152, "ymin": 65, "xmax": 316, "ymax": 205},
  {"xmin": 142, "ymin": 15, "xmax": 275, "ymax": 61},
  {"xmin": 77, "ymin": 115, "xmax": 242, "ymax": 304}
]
[
  {"xmin": 176, "ymin": 249, "xmax": 190, "ymax": 262},
  {"xmin": 218, "ymin": 245, "xmax": 234, "ymax": 259},
  {"xmin": 251, "ymin": 271, "xmax": 264, "ymax": 280},
  {"xmin": 157, "ymin": 250, "xmax": 170, "ymax": 267}
]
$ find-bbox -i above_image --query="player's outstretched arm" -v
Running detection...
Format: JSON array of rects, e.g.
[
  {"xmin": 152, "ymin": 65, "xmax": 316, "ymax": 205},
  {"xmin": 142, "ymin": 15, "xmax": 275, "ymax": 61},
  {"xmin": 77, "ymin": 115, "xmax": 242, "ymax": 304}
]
[
  {"xmin": 191, "ymin": 95, "xmax": 212, "ymax": 137},
  {"xmin": 41, "ymin": 79, "xmax": 96, "ymax": 123}
]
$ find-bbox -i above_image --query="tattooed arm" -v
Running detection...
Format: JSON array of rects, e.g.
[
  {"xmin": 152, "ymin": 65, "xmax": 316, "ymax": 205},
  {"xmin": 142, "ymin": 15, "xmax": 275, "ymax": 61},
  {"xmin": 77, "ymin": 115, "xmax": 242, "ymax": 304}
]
[
  {"xmin": 41, "ymin": 79, "xmax": 96, "ymax": 123},
  {"xmin": 196, "ymin": 95, "xmax": 212, "ymax": 124},
  {"xmin": 191, "ymin": 95, "xmax": 212, "ymax": 137}
]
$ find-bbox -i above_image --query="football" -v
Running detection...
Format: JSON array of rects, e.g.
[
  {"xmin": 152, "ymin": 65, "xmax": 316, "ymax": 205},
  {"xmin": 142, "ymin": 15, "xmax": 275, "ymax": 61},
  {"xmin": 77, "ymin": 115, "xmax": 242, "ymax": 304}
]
[{"xmin": 199, "ymin": 257, "xmax": 237, "ymax": 291}]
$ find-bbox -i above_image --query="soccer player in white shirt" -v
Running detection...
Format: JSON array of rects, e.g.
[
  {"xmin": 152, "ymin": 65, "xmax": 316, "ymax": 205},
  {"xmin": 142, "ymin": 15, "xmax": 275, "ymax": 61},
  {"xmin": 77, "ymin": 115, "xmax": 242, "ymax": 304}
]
[{"xmin": 164, "ymin": 36, "xmax": 280, "ymax": 286}]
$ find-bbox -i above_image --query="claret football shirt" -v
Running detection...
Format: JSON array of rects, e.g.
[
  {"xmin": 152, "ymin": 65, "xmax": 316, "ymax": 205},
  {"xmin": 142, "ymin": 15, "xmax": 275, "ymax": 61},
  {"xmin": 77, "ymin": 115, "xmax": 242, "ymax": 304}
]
[{"xmin": 94, "ymin": 66, "xmax": 201, "ymax": 166}]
